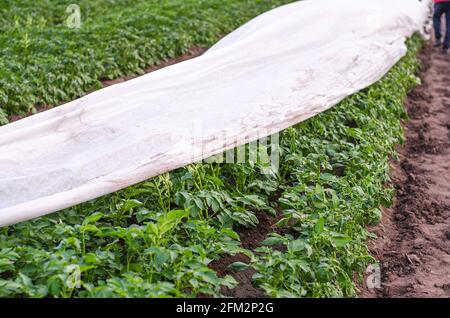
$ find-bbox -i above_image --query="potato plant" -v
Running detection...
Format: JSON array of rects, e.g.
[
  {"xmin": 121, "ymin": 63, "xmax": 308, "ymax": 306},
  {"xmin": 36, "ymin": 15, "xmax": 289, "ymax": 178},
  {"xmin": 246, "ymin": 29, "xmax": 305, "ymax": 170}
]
[
  {"xmin": 0, "ymin": 0, "xmax": 296, "ymax": 121},
  {"xmin": 0, "ymin": 32, "xmax": 423, "ymax": 297}
]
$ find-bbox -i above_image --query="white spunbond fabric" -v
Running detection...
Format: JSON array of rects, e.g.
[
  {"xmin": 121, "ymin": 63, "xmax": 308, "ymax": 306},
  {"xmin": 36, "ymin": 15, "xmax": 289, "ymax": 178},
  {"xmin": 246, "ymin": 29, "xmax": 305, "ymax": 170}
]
[{"xmin": 0, "ymin": 0, "xmax": 430, "ymax": 227}]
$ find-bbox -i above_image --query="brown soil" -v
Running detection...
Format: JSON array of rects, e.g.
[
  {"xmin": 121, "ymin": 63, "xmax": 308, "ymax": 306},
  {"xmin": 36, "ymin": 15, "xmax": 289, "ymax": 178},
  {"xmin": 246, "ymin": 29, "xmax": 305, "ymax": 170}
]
[
  {"xmin": 7, "ymin": 46, "xmax": 207, "ymax": 123},
  {"xmin": 209, "ymin": 211, "xmax": 284, "ymax": 298},
  {"xmin": 7, "ymin": 33, "xmax": 448, "ymax": 298},
  {"xmin": 361, "ymin": 43, "xmax": 450, "ymax": 298},
  {"xmin": 211, "ymin": 42, "xmax": 450, "ymax": 299}
]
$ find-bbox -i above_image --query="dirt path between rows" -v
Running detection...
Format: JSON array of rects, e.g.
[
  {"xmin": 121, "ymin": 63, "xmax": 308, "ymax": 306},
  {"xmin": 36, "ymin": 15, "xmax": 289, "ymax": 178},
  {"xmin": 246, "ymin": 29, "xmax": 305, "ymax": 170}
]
[{"xmin": 362, "ymin": 42, "xmax": 450, "ymax": 298}]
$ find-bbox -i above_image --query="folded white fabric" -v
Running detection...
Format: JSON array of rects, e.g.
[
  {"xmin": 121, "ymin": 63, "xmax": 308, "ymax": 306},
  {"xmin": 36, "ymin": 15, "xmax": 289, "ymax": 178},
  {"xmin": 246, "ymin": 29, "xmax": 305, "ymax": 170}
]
[{"xmin": 0, "ymin": 0, "xmax": 430, "ymax": 226}]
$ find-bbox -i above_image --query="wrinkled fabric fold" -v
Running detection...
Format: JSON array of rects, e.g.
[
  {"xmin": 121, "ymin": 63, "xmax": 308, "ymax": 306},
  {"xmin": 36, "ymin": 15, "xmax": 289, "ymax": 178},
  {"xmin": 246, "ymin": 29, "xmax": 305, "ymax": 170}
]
[{"xmin": 0, "ymin": 0, "xmax": 430, "ymax": 226}]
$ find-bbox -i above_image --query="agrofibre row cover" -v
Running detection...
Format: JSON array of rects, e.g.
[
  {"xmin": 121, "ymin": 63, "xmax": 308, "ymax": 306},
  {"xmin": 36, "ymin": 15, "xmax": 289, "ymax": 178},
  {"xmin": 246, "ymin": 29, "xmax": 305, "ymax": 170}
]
[{"xmin": 0, "ymin": 0, "xmax": 430, "ymax": 226}]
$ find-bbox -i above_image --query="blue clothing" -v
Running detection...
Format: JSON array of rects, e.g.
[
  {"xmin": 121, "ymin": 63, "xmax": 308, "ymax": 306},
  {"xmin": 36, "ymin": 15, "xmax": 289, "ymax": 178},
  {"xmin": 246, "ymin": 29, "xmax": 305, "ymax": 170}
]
[{"xmin": 433, "ymin": 2, "xmax": 450, "ymax": 49}]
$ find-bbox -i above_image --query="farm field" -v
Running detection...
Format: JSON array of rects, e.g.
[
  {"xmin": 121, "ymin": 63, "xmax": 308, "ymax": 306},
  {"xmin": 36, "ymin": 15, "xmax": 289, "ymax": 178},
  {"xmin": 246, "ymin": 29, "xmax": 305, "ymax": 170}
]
[
  {"xmin": 362, "ymin": 41, "xmax": 450, "ymax": 298},
  {"xmin": 1, "ymin": 0, "xmax": 447, "ymax": 301},
  {"xmin": 0, "ymin": 7, "xmax": 424, "ymax": 294},
  {"xmin": 0, "ymin": 0, "xmax": 295, "ymax": 124}
]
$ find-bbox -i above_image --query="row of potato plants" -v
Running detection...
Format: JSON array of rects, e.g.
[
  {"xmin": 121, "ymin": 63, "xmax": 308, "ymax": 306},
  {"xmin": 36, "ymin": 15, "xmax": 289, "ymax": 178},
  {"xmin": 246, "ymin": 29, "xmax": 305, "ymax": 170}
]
[
  {"xmin": 0, "ymin": 33, "xmax": 423, "ymax": 297},
  {"xmin": 0, "ymin": 0, "xmax": 296, "ymax": 124}
]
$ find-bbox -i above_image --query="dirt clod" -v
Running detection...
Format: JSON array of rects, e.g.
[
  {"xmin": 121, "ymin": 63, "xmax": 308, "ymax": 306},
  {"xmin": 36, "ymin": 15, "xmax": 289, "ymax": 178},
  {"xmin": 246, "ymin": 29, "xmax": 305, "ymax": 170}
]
[
  {"xmin": 362, "ymin": 42, "xmax": 450, "ymax": 298},
  {"xmin": 445, "ymin": 230, "xmax": 450, "ymax": 240}
]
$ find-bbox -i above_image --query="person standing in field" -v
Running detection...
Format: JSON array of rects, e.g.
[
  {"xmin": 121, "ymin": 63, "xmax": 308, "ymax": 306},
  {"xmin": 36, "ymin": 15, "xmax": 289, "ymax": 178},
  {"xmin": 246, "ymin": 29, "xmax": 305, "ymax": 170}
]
[{"xmin": 433, "ymin": 0, "xmax": 450, "ymax": 53}]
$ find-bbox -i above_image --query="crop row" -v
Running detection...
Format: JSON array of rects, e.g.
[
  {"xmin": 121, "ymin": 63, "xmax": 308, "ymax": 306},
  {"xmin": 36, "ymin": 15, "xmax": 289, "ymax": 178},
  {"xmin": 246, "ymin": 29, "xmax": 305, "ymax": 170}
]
[
  {"xmin": 0, "ymin": 35, "xmax": 423, "ymax": 297},
  {"xmin": 0, "ymin": 0, "xmax": 296, "ymax": 124}
]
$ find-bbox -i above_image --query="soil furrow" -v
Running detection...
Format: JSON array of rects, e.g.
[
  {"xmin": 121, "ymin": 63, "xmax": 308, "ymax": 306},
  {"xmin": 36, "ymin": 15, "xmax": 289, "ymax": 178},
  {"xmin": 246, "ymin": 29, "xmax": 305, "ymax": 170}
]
[{"xmin": 362, "ymin": 43, "xmax": 450, "ymax": 298}]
